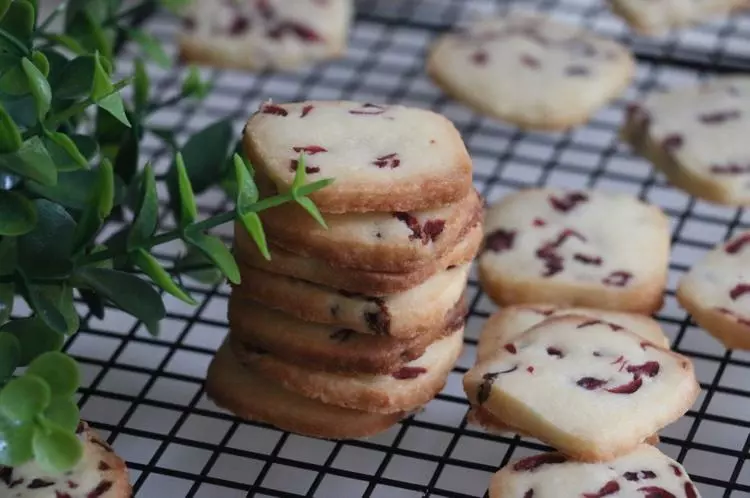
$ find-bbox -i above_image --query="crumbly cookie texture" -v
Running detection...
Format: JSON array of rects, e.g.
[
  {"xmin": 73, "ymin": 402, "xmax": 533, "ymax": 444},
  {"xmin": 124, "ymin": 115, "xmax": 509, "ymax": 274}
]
[
  {"xmin": 232, "ymin": 263, "xmax": 470, "ymax": 338},
  {"xmin": 426, "ymin": 12, "xmax": 634, "ymax": 130},
  {"xmin": 489, "ymin": 444, "xmax": 700, "ymax": 498},
  {"xmin": 235, "ymin": 219, "xmax": 483, "ymax": 296},
  {"xmin": 0, "ymin": 422, "xmax": 131, "ymax": 498},
  {"xmin": 243, "ymin": 100, "xmax": 473, "ymax": 213},
  {"xmin": 622, "ymin": 76, "xmax": 750, "ymax": 206},
  {"xmin": 235, "ymin": 328, "xmax": 463, "ymax": 413},
  {"xmin": 611, "ymin": 0, "xmax": 748, "ymax": 34},
  {"xmin": 178, "ymin": 0, "xmax": 352, "ymax": 70},
  {"xmin": 677, "ymin": 231, "xmax": 750, "ymax": 349},
  {"xmin": 464, "ymin": 315, "xmax": 699, "ymax": 462},
  {"xmin": 479, "ymin": 188, "xmax": 670, "ymax": 314},
  {"xmin": 206, "ymin": 341, "xmax": 405, "ymax": 439}
]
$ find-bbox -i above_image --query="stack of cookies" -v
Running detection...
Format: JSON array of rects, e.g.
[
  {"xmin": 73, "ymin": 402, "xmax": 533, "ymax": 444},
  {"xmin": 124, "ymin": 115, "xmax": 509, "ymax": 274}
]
[{"xmin": 206, "ymin": 100, "xmax": 482, "ymax": 439}]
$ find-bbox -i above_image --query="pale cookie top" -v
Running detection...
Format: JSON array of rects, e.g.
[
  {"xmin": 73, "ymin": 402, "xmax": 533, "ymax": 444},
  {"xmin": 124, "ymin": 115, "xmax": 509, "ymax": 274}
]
[
  {"xmin": 679, "ymin": 231, "xmax": 750, "ymax": 325},
  {"xmin": 1, "ymin": 422, "xmax": 129, "ymax": 498},
  {"xmin": 476, "ymin": 304, "xmax": 669, "ymax": 363},
  {"xmin": 490, "ymin": 444, "xmax": 700, "ymax": 498},
  {"xmin": 612, "ymin": 0, "xmax": 744, "ymax": 34},
  {"xmin": 243, "ymin": 100, "xmax": 473, "ymax": 213},
  {"xmin": 627, "ymin": 76, "xmax": 750, "ymax": 204},
  {"xmin": 480, "ymin": 188, "xmax": 670, "ymax": 291},
  {"xmin": 466, "ymin": 316, "xmax": 698, "ymax": 448},
  {"xmin": 427, "ymin": 12, "xmax": 634, "ymax": 128}
]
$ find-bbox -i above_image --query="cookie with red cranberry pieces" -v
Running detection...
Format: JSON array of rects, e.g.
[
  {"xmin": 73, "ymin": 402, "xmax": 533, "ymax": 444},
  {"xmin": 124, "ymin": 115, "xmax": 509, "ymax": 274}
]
[
  {"xmin": 243, "ymin": 100, "xmax": 473, "ymax": 213},
  {"xmin": 478, "ymin": 188, "xmax": 670, "ymax": 314},
  {"xmin": 178, "ymin": 0, "xmax": 352, "ymax": 70},
  {"xmin": 677, "ymin": 231, "xmax": 750, "ymax": 350},
  {"xmin": 611, "ymin": 0, "xmax": 747, "ymax": 34},
  {"xmin": 464, "ymin": 315, "xmax": 699, "ymax": 461},
  {"xmin": 206, "ymin": 341, "xmax": 405, "ymax": 439},
  {"xmin": 234, "ymin": 328, "xmax": 463, "ymax": 413},
  {"xmin": 426, "ymin": 12, "xmax": 634, "ymax": 130},
  {"xmin": 622, "ymin": 76, "xmax": 750, "ymax": 206},
  {"xmin": 0, "ymin": 422, "xmax": 131, "ymax": 498},
  {"xmin": 488, "ymin": 444, "xmax": 700, "ymax": 498}
]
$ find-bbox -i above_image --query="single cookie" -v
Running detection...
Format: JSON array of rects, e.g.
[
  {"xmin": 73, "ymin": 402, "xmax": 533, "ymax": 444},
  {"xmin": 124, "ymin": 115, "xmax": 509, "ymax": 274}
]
[
  {"xmin": 233, "ymin": 263, "xmax": 470, "ymax": 338},
  {"xmin": 479, "ymin": 188, "xmax": 670, "ymax": 314},
  {"xmin": 476, "ymin": 304, "xmax": 670, "ymax": 363},
  {"xmin": 206, "ymin": 341, "xmax": 405, "ymax": 439},
  {"xmin": 242, "ymin": 100, "xmax": 473, "ymax": 213},
  {"xmin": 464, "ymin": 315, "xmax": 699, "ymax": 462},
  {"xmin": 677, "ymin": 231, "xmax": 750, "ymax": 350},
  {"xmin": 235, "ymin": 218, "xmax": 483, "ymax": 295},
  {"xmin": 235, "ymin": 328, "xmax": 463, "ymax": 413},
  {"xmin": 611, "ymin": 0, "xmax": 747, "ymax": 34},
  {"xmin": 622, "ymin": 76, "xmax": 750, "ymax": 206},
  {"xmin": 178, "ymin": 0, "xmax": 352, "ymax": 70},
  {"xmin": 426, "ymin": 12, "xmax": 634, "ymax": 131},
  {"xmin": 253, "ymin": 172, "xmax": 482, "ymax": 271},
  {"xmin": 0, "ymin": 422, "xmax": 131, "ymax": 498},
  {"xmin": 229, "ymin": 297, "xmax": 467, "ymax": 374},
  {"xmin": 488, "ymin": 444, "xmax": 700, "ymax": 498}
]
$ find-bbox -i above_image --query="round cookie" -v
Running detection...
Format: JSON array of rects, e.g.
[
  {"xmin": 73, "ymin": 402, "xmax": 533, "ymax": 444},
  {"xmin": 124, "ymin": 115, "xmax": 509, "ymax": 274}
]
[
  {"xmin": 426, "ymin": 12, "xmax": 634, "ymax": 131},
  {"xmin": 464, "ymin": 315, "xmax": 699, "ymax": 462},
  {"xmin": 229, "ymin": 298, "xmax": 467, "ymax": 374},
  {"xmin": 206, "ymin": 342, "xmax": 404, "ymax": 439},
  {"xmin": 236, "ymin": 328, "xmax": 463, "ymax": 413},
  {"xmin": 478, "ymin": 188, "xmax": 670, "ymax": 314},
  {"xmin": 489, "ymin": 444, "xmax": 700, "ymax": 498},
  {"xmin": 242, "ymin": 100, "xmax": 473, "ymax": 213},
  {"xmin": 0, "ymin": 422, "xmax": 131, "ymax": 498},
  {"xmin": 622, "ymin": 76, "xmax": 750, "ymax": 206},
  {"xmin": 178, "ymin": 0, "xmax": 352, "ymax": 70},
  {"xmin": 677, "ymin": 231, "xmax": 750, "ymax": 350},
  {"xmin": 235, "ymin": 219, "xmax": 483, "ymax": 296},
  {"xmin": 611, "ymin": 0, "xmax": 746, "ymax": 34}
]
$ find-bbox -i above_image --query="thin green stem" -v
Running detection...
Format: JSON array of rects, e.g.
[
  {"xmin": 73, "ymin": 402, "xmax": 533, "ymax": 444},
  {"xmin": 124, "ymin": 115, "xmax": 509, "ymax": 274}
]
[
  {"xmin": 0, "ymin": 28, "xmax": 30, "ymax": 56},
  {"xmin": 46, "ymin": 78, "xmax": 132, "ymax": 128},
  {"xmin": 35, "ymin": 2, "xmax": 68, "ymax": 33}
]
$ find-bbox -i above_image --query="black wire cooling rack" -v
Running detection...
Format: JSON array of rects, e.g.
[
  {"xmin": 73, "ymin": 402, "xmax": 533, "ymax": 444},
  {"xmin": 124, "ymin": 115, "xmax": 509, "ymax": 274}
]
[{"xmin": 34, "ymin": 0, "xmax": 750, "ymax": 496}]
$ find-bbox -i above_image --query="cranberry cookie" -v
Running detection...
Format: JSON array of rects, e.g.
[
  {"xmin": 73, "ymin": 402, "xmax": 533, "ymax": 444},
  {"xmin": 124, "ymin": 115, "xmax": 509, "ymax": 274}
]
[
  {"xmin": 622, "ymin": 76, "xmax": 750, "ymax": 206},
  {"xmin": 479, "ymin": 188, "xmax": 670, "ymax": 314},
  {"xmin": 243, "ymin": 100, "xmax": 473, "ymax": 213},
  {"xmin": 178, "ymin": 0, "xmax": 352, "ymax": 70},
  {"xmin": 0, "ymin": 422, "xmax": 131, "ymax": 498},
  {"xmin": 677, "ymin": 231, "xmax": 750, "ymax": 350},
  {"xmin": 206, "ymin": 342, "xmax": 405, "ymax": 439},
  {"xmin": 464, "ymin": 315, "xmax": 699, "ymax": 461},
  {"xmin": 427, "ymin": 12, "xmax": 634, "ymax": 130},
  {"xmin": 489, "ymin": 444, "xmax": 700, "ymax": 498},
  {"xmin": 611, "ymin": 0, "xmax": 747, "ymax": 34}
]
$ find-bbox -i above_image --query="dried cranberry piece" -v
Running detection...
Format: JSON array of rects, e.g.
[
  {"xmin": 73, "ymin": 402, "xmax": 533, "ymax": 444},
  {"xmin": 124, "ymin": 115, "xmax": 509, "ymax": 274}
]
[
  {"xmin": 422, "ymin": 220, "xmax": 445, "ymax": 243},
  {"xmin": 229, "ymin": 17, "xmax": 251, "ymax": 35},
  {"xmin": 627, "ymin": 103, "xmax": 651, "ymax": 128},
  {"xmin": 729, "ymin": 283, "xmax": 750, "ymax": 301},
  {"xmin": 716, "ymin": 307, "xmax": 750, "ymax": 328},
  {"xmin": 565, "ymin": 65, "xmax": 589, "ymax": 76},
  {"xmin": 268, "ymin": 22, "xmax": 323, "ymax": 42},
  {"xmin": 349, "ymin": 103, "xmax": 386, "ymax": 115},
  {"xmin": 670, "ymin": 464, "xmax": 683, "ymax": 477},
  {"xmin": 577, "ymin": 319, "xmax": 623, "ymax": 332},
  {"xmin": 626, "ymin": 361, "xmax": 659, "ymax": 377},
  {"xmin": 520, "ymin": 54, "xmax": 541, "ymax": 68},
  {"xmin": 472, "ymin": 50, "xmax": 488, "ymax": 65},
  {"xmin": 477, "ymin": 367, "xmax": 517, "ymax": 404},
  {"xmin": 623, "ymin": 470, "xmax": 657, "ymax": 481},
  {"xmin": 394, "ymin": 212, "xmax": 422, "ymax": 241},
  {"xmin": 699, "ymin": 109, "xmax": 741, "ymax": 124},
  {"xmin": 261, "ymin": 104, "xmax": 288, "ymax": 116},
  {"xmin": 300, "ymin": 104, "xmax": 314, "ymax": 118},
  {"xmin": 532, "ymin": 217, "xmax": 546, "ymax": 227},
  {"xmin": 573, "ymin": 253, "xmax": 602, "ymax": 265},
  {"xmin": 709, "ymin": 163, "xmax": 750, "ymax": 174},
  {"xmin": 392, "ymin": 366, "xmax": 427, "ymax": 379},
  {"xmin": 0, "ymin": 467, "xmax": 11, "ymax": 486},
  {"xmin": 56, "ymin": 492, "xmax": 72, "ymax": 498},
  {"xmin": 28, "ymin": 479, "xmax": 55, "ymax": 488},
  {"xmin": 87, "ymin": 481, "xmax": 114, "ymax": 498},
  {"xmin": 504, "ymin": 343, "xmax": 517, "ymax": 354},
  {"xmin": 364, "ymin": 299, "xmax": 390, "ymax": 335},
  {"xmin": 583, "ymin": 480, "xmax": 620, "ymax": 498},
  {"xmin": 485, "ymin": 229, "xmax": 516, "ymax": 253},
  {"xmin": 684, "ymin": 482, "xmax": 698, "ymax": 498},
  {"xmin": 606, "ymin": 375, "xmax": 643, "ymax": 394},
  {"xmin": 289, "ymin": 159, "xmax": 320, "ymax": 174},
  {"xmin": 372, "ymin": 153, "xmax": 401, "ymax": 169},
  {"xmin": 726, "ymin": 233, "xmax": 750, "ymax": 254},
  {"xmin": 523, "ymin": 490, "xmax": 534, "ymax": 498},
  {"xmin": 637, "ymin": 486, "xmax": 677, "ymax": 498},
  {"xmin": 98, "ymin": 461, "xmax": 111, "ymax": 471},
  {"xmin": 525, "ymin": 307, "xmax": 555, "ymax": 316},
  {"xmin": 511, "ymin": 453, "xmax": 568, "ymax": 472},
  {"xmin": 602, "ymin": 271, "xmax": 632, "ymax": 287},
  {"xmin": 292, "ymin": 145, "xmax": 327, "ymax": 155},
  {"xmin": 329, "ymin": 329, "xmax": 355, "ymax": 342},
  {"xmin": 661, "ymin": 134, "xmax": 683, "ymax": 152},
  {"xmin": 527, "ymin": 366, "xmax": 535, "ymax": 373},
  {"xmin": 546, "ymin": 347, "xmax": 563, "ymax": 358},
  {"xmin": 548, "ymin": 192, "xmax": 588, "ymax": 213},
  {"xmin": 577, "ymin": 377, "xmax": 607, "ymax": 390}
]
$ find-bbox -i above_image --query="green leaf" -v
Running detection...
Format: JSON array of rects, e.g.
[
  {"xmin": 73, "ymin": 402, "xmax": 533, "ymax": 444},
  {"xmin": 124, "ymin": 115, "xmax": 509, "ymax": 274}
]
[
  {"xmin": 33, "ymin": 283, "xmax": 79, "ymax": 335},
  {"xmin": 26, "ymin": 169, "xmax": 124, "ymax": 211},
  {"xmin": 20, "ymin": 278, "xmax": 69, "ymax": 335},
  {"xmin": 175, "ymin": 246, "xmax": 223, "ymax": 285},
  {"xmin": 0, "ymin": 190, "xmax": 36, "ymax": 236},
  {"xmin": 127, "ymin": 163, "xmax": 158, "ymax": 250},
  {"xmin": 0, "ymin": 282, "xmax": 12, "ymax": 323},
  {"xmin": 133, "ymin": 58, "xmax": 148, "ymax": 114},
  {"xmin": 73, "ymin": 267, "xmax": 166, "ymax": 333},
  {"xmin": 0, "ymin": 0, "xmax": 11, "ymax": 21},
  {"xmin": 65, "ymin": 8, "xmax": 112, "ymax": 62},
  {"xmin": 113, "ymin": 129, "xmax": 139, "ymax": 184},
  {"xmin": 44, "ymin": 397, "xmax": 79, "ymax": 433},
  {"xmin": 17, "ymin": 199, "xmax": 75, "ymax": 278},
  {"xmin": 0, "ymin": 236, "xmax": 15, "ymax": 275},
  {"xmin": 239, "ymin": 212, "xmax": 270, "ymax": 261},
  {"xmin": 0, "ymin": 136, "xmax": 57, "ymax": 186},
  {"xmin": 44, "ymin": 131, "xmax": 89, "ymax": 171},
  {"xmin": 233, "ymin": 154, "xmax": 270, "ymax": 260},
  {"xmin": 97, "ymin": 92, "xmax": 130, "ymax": 127},
  {"xmin": 69, "ymin": 162, "xmax": 115, "ymax": 253},
  {"xmin": 0, "ymin": 103, "xmax": 22, "ymax": 153},
  {"xmin": 184, "ymin": 231, "xmax": 239, "ymax": 284},
  {"xmin": 0, "ymin": 332, "xmax": 20, "ymax": 381},
  {"xmin": 55, "ymin": 55, "xmax": 95, "ymax": 99},
  {"xmin": 31, "ymin": 51, "xmax": 49, "ymax": 78},
  {"xmin": 296, "ymin": 195, "xmax": 328, "ymax": 229},
  {"xmin": 0, "ymin": 317, "xmax": 64, "ymax": 365},
  {"xmin": 28, "ymin": 352, "xmax": 80, "ymax": 398},
  {"xmin": 0, "ymin": 1, "xmax": 33, "ymax": 52},
  {"xmin": 175, "ymin": 152, "xmax": 197, "ymax": 227},
  {"xmin": 77, "ymin": 288, "xmax": 104, "ymax": 319},
  {"xmin": 0, "ymin": 63, "xmax": 29, "ymax": 95},
  {"xmin": 91, "ymin": 52, "xmax": 112, "ymax": 100},
  {"xmin": 0, "ymin": 375, "xmax": 50, "ymax": 423},
  {"xmin": 129, "ymin": 29, "xmax": 171, "ymax": 68},
  {"xmin": 21, "ymin": 57, "xmax": 50, "ymax": 119},
  {"xmin": 133, "ymin": 249, "xmax": 196, "ymax": 305},
  {"xmin": 40, "ymin": 34, "xmax": 86, "ymax": 56},
  {"xmin": 1, "ymin": 94, "xmax": 36, "ymax": 128},
  {"xmin": 0, "ymin": 417, "xmax": 33, "ymax": 466},
  {"xmin": 181, "ymin": 65, "xmax": 210, "ymax": 98},
  {"xmin": 291, "ymin": 153, "xmax": 307, "ymax": 191},
  {"xmin": 32, "ymin": 422, "xmax": 82, "ymax": 473}
]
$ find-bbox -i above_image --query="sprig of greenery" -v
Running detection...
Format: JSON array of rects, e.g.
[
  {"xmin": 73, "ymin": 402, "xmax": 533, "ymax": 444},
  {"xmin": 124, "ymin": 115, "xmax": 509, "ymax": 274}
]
[{"xmin": 0, "ymin": 0, "xmax": 333, "ymax": 472}]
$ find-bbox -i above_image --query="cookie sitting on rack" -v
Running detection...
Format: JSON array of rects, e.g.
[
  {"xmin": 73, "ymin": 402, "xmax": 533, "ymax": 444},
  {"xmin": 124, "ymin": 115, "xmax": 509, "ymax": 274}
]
[
  {"xmin": 610, "ymin": 0, "xmax": 747, "ymax": 35},
  {"xmin": 426, "ymin": 12, "xmax": 634, "ymax": 131}
]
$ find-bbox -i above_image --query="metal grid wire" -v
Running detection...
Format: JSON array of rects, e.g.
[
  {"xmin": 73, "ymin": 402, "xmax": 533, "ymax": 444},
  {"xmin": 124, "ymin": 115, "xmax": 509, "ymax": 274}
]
[{"xmin": 31, "ymin": 0, "xmax": 750, "ymax": 495}]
